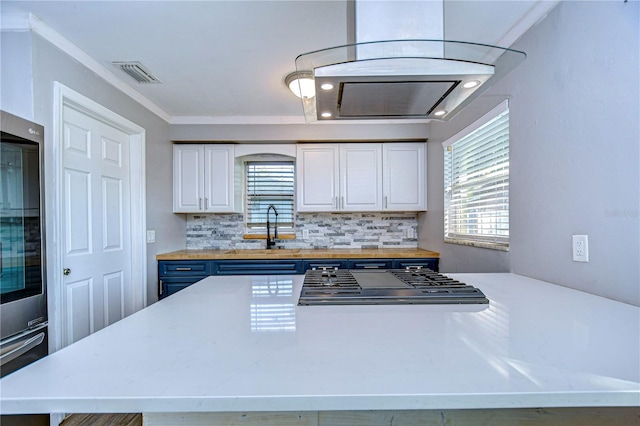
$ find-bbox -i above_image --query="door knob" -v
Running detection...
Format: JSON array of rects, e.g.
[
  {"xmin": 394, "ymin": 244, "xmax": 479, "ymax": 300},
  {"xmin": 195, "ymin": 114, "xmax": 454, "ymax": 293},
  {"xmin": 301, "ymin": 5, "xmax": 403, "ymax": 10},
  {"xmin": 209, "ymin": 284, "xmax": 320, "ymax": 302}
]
[{"xmin": 63, "ymin": 268, "xmax": 71, "ymax": 276}]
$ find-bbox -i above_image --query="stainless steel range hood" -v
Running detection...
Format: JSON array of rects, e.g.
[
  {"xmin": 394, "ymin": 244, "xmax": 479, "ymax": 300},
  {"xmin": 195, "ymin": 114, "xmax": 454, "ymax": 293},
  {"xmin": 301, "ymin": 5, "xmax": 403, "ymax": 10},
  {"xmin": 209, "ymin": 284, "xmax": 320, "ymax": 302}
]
[{"xmin": 294, "ymin": 1, "xmax": 526, "ymax": 122}]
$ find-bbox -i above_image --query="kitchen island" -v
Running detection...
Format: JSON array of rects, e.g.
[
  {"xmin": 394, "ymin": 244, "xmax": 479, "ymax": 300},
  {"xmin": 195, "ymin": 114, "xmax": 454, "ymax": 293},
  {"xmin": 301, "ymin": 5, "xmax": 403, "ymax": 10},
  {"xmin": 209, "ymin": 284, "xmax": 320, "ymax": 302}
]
[{"xmin": 1, "ymin": 273, "xmax": 638, "ymax": 425}]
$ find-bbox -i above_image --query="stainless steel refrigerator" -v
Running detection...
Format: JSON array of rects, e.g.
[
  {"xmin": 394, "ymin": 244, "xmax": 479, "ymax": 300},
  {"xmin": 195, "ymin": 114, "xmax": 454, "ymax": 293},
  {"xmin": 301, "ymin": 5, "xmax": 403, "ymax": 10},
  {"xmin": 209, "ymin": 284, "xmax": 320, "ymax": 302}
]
[{"xmin": 1, "ymin": 110, "xmax": 49, "ymax": 425}]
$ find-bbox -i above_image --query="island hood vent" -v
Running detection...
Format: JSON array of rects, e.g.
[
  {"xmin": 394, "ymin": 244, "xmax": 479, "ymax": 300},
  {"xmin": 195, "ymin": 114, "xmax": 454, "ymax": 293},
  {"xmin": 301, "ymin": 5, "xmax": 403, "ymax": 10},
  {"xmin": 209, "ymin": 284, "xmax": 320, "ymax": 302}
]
[{"xmin": 294, "ymin": 1, "xmax": 526, "ymax": 122}]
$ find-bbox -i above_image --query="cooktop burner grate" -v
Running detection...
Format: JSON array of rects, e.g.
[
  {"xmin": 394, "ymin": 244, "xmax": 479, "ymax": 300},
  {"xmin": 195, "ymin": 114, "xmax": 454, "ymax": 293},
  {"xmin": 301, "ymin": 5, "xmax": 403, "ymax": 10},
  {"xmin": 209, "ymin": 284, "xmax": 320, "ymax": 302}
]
[
  {"xmin": 302, "ymin": 268, "xmax": 358, "ymax": 288},
  {"xmin": 298, "ymin": 267, "xmax": 489, "ymax": 306},
  {"xmin": 389, "ymin": 269, "xmax": 465, "ymax": 287}
]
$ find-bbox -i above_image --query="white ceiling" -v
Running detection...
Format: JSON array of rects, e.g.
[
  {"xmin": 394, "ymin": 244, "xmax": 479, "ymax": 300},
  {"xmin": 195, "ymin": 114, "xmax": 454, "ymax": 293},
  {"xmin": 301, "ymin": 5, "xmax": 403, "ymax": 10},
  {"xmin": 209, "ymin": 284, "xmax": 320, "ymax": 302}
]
[{"xmin": 1, "ymin": 1, "xmax": 556, "ymax": 124}]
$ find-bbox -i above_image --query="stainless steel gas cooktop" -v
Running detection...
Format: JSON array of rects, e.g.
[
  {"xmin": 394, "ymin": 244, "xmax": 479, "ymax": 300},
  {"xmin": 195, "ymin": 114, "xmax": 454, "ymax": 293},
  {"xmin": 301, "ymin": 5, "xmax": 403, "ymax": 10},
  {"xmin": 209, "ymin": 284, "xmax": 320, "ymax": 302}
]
[{"xmin": 297, "ymin": 267, "xmax": 489, "ymax": 306}]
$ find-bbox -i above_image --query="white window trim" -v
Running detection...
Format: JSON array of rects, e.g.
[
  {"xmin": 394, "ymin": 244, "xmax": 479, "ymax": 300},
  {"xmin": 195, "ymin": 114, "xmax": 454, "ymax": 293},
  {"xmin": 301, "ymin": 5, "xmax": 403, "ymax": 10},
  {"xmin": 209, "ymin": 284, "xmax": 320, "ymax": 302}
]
[
  {"xmin": 442, "ymin": 100, "xmax": 509, "ymax": 149},
  {"xmin": 442, "ymin": 100, "xmax": 510, "ymax": 251}
]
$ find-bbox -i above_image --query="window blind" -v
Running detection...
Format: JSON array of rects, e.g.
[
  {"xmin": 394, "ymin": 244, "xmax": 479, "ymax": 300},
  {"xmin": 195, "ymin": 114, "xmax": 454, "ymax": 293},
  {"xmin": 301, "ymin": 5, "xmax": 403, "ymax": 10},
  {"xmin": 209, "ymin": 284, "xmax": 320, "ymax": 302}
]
[
  {"xmin": 245, "ymin": 162, "xmax": 295, "ymax": 231},
  {"xmin": 443, "ymin": 102, "xmax": 509, "ymax": 249}
]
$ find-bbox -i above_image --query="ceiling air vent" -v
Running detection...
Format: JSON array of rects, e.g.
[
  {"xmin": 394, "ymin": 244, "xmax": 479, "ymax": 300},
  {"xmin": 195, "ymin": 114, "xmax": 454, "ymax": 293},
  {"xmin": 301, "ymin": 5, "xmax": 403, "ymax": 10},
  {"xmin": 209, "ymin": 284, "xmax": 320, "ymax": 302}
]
[{"xmin": 112, "ymin": 61, "xmax": 161, "ymax": 84}]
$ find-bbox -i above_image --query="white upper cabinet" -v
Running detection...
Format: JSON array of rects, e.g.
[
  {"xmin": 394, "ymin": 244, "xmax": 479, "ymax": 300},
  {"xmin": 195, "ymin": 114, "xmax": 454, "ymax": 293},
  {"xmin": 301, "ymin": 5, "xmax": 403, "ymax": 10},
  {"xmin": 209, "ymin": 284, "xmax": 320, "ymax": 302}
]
[
  {"xmin": 383, "ymin": 143, "xmax": 426, "ymax": 211},
  {"xmin": 340, "ymin": 144, "xmax": 382, "ymax": 211},
  {"xmin": 173, "ymin": 144, "xmax": 238, "ymax": 213},
  {"xmin": 173, "ymin": 144, "xmax": 202, "ymax": 212},
  {"xmin": 297, "ymin": 142, "xmax": 426, "ymax": 212},
  {"xmin": 296, "ymin": 144, "xmax": 340, "ymax": 212}
]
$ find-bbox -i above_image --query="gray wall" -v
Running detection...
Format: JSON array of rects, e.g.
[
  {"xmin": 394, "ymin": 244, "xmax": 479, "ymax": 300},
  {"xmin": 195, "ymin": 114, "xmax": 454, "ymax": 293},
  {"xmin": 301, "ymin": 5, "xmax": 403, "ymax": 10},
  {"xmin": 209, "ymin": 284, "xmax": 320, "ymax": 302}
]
[
  {"xmin": 419, "ymin": 96, "xmax": 512, "ymax": 275},
  {"xmin": 6, "ymin": 1, "xmax": 637, "ymax": 307},
  {"xmin": 31, "ymin": 34, "xmax": 185, "ymax": 306},
  {"xmin": 419, "ymin": 1, "xmax": 639, "ymax": 306},
  {"xmin": 0, "ymin": 31, "xmax": 35, "ymax": 120},
  {"xmin": 1, "ymin": 30, "xmax": 185, "ymax": 308},
  {"xmin": 170, "ymin": 122, "xmax": 430, "ymax": 142}
]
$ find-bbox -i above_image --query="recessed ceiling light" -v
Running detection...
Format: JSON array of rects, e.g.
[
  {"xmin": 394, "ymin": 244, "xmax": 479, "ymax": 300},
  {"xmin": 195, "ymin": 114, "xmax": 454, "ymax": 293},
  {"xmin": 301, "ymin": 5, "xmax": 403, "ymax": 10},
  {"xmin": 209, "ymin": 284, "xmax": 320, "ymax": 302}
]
[
  {"xmin": 434, "ymin": 110, "xmax": 446, "ymax": 117},
  {"xmin": 321, "ymin": 112, "xmax": 332, "ymax": 118},
  {"xmin": 320, "ymin": 83, "xmax": 334, "ymax": 91},
  {"xmin": 463, "ymin": 80, "xmax": 480, "ymax": 89}
]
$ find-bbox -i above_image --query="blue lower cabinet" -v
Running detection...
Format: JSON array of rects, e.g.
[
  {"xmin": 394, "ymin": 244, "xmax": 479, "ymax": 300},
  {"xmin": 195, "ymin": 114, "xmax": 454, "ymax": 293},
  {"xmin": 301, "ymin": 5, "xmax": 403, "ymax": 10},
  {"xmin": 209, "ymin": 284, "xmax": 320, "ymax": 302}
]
[
  {"xmin": 159, "ymin": 276, "xmax": 207, "ymax": 299},
  {"xmin": 158, "ymin": 260, "xmax": 213, "ymax": 300},
  {"xmin": 348, "ymin": 259, "xmax": 393, "ymax": 269},
  {"xmin": 393, "ymin": 258, "xmax": 439, "ymax": 272},
  {"xmin": 213, "ymin": 260, "xmax": 304, "ymax": 275},
  {"xmin": 158, "ymin": 257, "xmax": 440, "ymax": 299},
  {"xmin": 302, "ymin": 259, "xmax": 349, "ymax": 271},
  {"xmin": 158, "ymin": 260, "xmax": 212, "ymax": 276}
]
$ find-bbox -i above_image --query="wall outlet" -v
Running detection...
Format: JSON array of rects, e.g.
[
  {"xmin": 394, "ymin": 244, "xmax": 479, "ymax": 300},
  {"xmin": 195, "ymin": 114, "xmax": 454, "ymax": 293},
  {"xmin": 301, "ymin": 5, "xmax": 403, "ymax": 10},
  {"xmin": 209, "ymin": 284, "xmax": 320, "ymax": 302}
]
[
  {"xmin": 146, "ymin": 230, "xmax": 156, "ymax": 244},
  {"xmin": 572, "ymin": 235, "xmax": 588, "ymax": 262},
  {"xmin": 407, "ymin": 228, "xmax": 415, "ymax": 239},
  {"xmin": 302, "ymin": 229, "xmax": 310, "ymax": 240}
]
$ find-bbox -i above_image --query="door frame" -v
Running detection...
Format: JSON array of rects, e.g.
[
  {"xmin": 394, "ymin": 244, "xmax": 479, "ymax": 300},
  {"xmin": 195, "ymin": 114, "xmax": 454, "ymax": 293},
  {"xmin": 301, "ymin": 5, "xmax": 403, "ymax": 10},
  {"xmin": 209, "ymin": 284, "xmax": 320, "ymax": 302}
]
[{"xmin": 51, "ymin": 82, "xmax": 147, "ymax": 352}]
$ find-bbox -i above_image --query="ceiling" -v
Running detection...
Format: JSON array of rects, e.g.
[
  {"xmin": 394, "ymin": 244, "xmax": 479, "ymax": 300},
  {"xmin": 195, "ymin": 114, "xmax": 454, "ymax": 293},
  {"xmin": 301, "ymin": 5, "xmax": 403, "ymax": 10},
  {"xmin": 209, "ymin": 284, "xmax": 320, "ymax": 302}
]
[{"xmin": 0, "ymin": 1, "xmax": 556, "ymax": 124}]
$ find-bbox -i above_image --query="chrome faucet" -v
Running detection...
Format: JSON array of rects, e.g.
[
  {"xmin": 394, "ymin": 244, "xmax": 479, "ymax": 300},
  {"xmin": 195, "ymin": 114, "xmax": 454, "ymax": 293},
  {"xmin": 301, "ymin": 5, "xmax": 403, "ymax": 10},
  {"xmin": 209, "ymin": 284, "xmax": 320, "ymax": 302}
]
[{"xmin": 266, "ymin": 204, "xmax": 279, "ymax": 249}]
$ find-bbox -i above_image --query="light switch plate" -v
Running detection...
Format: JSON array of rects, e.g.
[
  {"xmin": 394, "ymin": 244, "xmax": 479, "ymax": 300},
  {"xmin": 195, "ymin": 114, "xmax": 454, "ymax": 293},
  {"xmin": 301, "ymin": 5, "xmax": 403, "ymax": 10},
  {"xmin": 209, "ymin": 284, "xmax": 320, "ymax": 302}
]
[
  {"xmin": 146, "ymin": 230, "xmax": 156, "ymax": 244},
  {"xmin": 302, "ymin": 229, "xmax": 310, "ymax": 240}
]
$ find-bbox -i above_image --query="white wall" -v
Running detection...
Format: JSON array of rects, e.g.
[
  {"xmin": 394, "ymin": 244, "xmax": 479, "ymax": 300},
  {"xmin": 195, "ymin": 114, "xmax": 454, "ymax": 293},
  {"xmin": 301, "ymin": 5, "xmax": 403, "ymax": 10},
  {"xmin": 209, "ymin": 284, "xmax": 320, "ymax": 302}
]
[{"xmin": 420, "ymin": 1, "xmax": 640, "ymax": 306}]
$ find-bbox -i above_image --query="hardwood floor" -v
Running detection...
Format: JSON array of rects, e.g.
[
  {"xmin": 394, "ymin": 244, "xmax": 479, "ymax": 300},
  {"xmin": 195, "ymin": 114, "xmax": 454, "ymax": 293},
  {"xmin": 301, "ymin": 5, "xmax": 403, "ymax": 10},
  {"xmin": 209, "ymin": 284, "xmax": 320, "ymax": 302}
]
[{"xmin": 60, "ymin": 414, "xmax": 141, "ymax": 426}]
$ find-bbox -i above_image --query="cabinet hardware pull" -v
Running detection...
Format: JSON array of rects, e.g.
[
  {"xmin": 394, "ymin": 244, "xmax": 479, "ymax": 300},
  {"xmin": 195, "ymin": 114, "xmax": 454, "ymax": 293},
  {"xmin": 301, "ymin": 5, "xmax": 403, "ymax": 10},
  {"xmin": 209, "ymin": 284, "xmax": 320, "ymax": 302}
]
[
  {"xmin": 63, "ymin": 268, "xmax": 71, "ymax": 276},
  {"xmin": 159, "ymin": 280, "xmax": 163, "ymax": 295},
  {"xmin": 175, "ymin": 267, "xmax": 192, "ymax": 271},
  {"xmin": 384, "ymin": 196, "xmax": 388, "ymax": 208},
  {"xmin": 333, "ymin": 197, "xmax": 337, "ymax": 208},
  {"xmin": 204, "ymin": 197, "xmax": 208, "ymax": 210},
  {"xmin": 199, "ymin": 198, "xmax": 202, "ymax": 210},
  {"xmin": 341, "ymin": 196, "xmax": 344, "ymax": 209}
]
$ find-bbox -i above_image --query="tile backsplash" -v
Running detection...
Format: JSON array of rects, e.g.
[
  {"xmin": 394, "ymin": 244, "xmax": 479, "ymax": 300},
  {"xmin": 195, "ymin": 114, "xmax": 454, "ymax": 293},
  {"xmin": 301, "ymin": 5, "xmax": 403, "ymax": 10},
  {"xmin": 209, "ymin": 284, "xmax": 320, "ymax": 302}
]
[{"xmin": 186, "ymin": 212, "xmax": 418, "ymax": 250}]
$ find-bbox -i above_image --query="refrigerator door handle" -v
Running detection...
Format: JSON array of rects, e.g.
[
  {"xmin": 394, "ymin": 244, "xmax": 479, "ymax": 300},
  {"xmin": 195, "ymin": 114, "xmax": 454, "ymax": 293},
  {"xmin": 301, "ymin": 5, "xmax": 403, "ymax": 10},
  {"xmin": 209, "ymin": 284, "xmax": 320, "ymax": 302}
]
[{"xmin": 0, "ymin": 332, "xmax": 45, "ymax": 367}]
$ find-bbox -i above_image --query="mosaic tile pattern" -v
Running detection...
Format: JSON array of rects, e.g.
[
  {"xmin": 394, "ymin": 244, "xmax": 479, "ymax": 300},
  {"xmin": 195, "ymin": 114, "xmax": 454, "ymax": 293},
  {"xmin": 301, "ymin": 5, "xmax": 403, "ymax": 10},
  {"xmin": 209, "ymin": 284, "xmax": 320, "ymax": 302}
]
[{"xmin": 186, "ymin": 212, "xmax": 418, "ymax": 250}]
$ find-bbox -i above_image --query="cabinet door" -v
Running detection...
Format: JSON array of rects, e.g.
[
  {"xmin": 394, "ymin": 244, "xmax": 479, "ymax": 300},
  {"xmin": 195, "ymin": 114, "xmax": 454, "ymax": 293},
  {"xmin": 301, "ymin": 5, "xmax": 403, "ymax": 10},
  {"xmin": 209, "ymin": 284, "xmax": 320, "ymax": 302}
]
[
  {"xmin": 302, "ymin": 259, "xmax": 349, "ymax": 271},
  {"xmin": 173, "ymin": 144, "xmax": 204, "ymax": 212},
  {"xmin": 159, "ymin": 276, "xmax": 207, "ymax": 299},
  {"xmin": 348, "ymin": 259, "xmax": 393, "ymax": 269},
  {"xmin": 158, "ymin": 260, "xmax": 212, "ymax": 276},
  {"xmin": 340, "ymin": 144, "xmax": 382, "ymax": 211},
  {"xmin": 296, "ymin": 144, "xmax": 340, "ymax": 212},
  {"xmin": 393, "ymin": 258, "xmax": 438, "ymax": 272},
  {"xmin": 204, "ymin": 144, "xmax": 235, "ymax": 212},
  {"xmin": 383, "ymin": 143, "xmax": 426, "ymax": 211},
  {"xmin": 213, "ymin": 260, "xmax": 303, "ymax": 275}
]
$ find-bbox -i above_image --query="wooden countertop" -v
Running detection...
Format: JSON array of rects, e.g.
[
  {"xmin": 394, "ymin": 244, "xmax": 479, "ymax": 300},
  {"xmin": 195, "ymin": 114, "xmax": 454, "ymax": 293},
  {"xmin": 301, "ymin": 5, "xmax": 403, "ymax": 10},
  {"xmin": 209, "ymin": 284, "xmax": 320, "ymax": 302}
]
[{"xmin": 156, "ymin": 248, "xmax": 439, "ymax": 260}]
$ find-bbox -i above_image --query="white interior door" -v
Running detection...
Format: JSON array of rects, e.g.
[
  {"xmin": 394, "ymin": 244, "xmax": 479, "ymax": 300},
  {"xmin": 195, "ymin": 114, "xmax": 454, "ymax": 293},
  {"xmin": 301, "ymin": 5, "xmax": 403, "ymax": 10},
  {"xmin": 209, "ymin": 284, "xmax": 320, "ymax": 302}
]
[{"xmin": 61, "ymin": 105, "xmax": 132, "ymax": 346}]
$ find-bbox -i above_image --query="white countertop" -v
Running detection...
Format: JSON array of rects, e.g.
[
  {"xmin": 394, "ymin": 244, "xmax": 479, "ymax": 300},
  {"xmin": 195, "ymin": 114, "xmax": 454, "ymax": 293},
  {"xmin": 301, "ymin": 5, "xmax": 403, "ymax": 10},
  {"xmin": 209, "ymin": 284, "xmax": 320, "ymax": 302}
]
[{"xmin": 1, "ymin": 273, "xmax": 639, "ymax": 414}]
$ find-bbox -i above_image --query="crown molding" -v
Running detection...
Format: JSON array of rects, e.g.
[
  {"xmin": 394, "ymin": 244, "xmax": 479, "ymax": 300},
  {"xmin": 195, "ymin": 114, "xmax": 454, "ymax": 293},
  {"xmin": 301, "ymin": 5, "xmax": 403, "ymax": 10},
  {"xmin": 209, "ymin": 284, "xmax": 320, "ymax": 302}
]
[
  {"xmin": 170, "ymin": 115, "xmax": 306, "ymax": 125},
  {"xmin": 2, "ymin": 13, "xmax": 171, "ymax": 123},
  {"xmin": 170, "ymin": 115, "xmax": 430, "ymax": 125},
  {"xmin": 4, "ymin": 13, "xmax": 434, "ymax": 128},
  {"xmin": 494, "ymin": 0, "xmax": 561, "ymax": 48}
]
